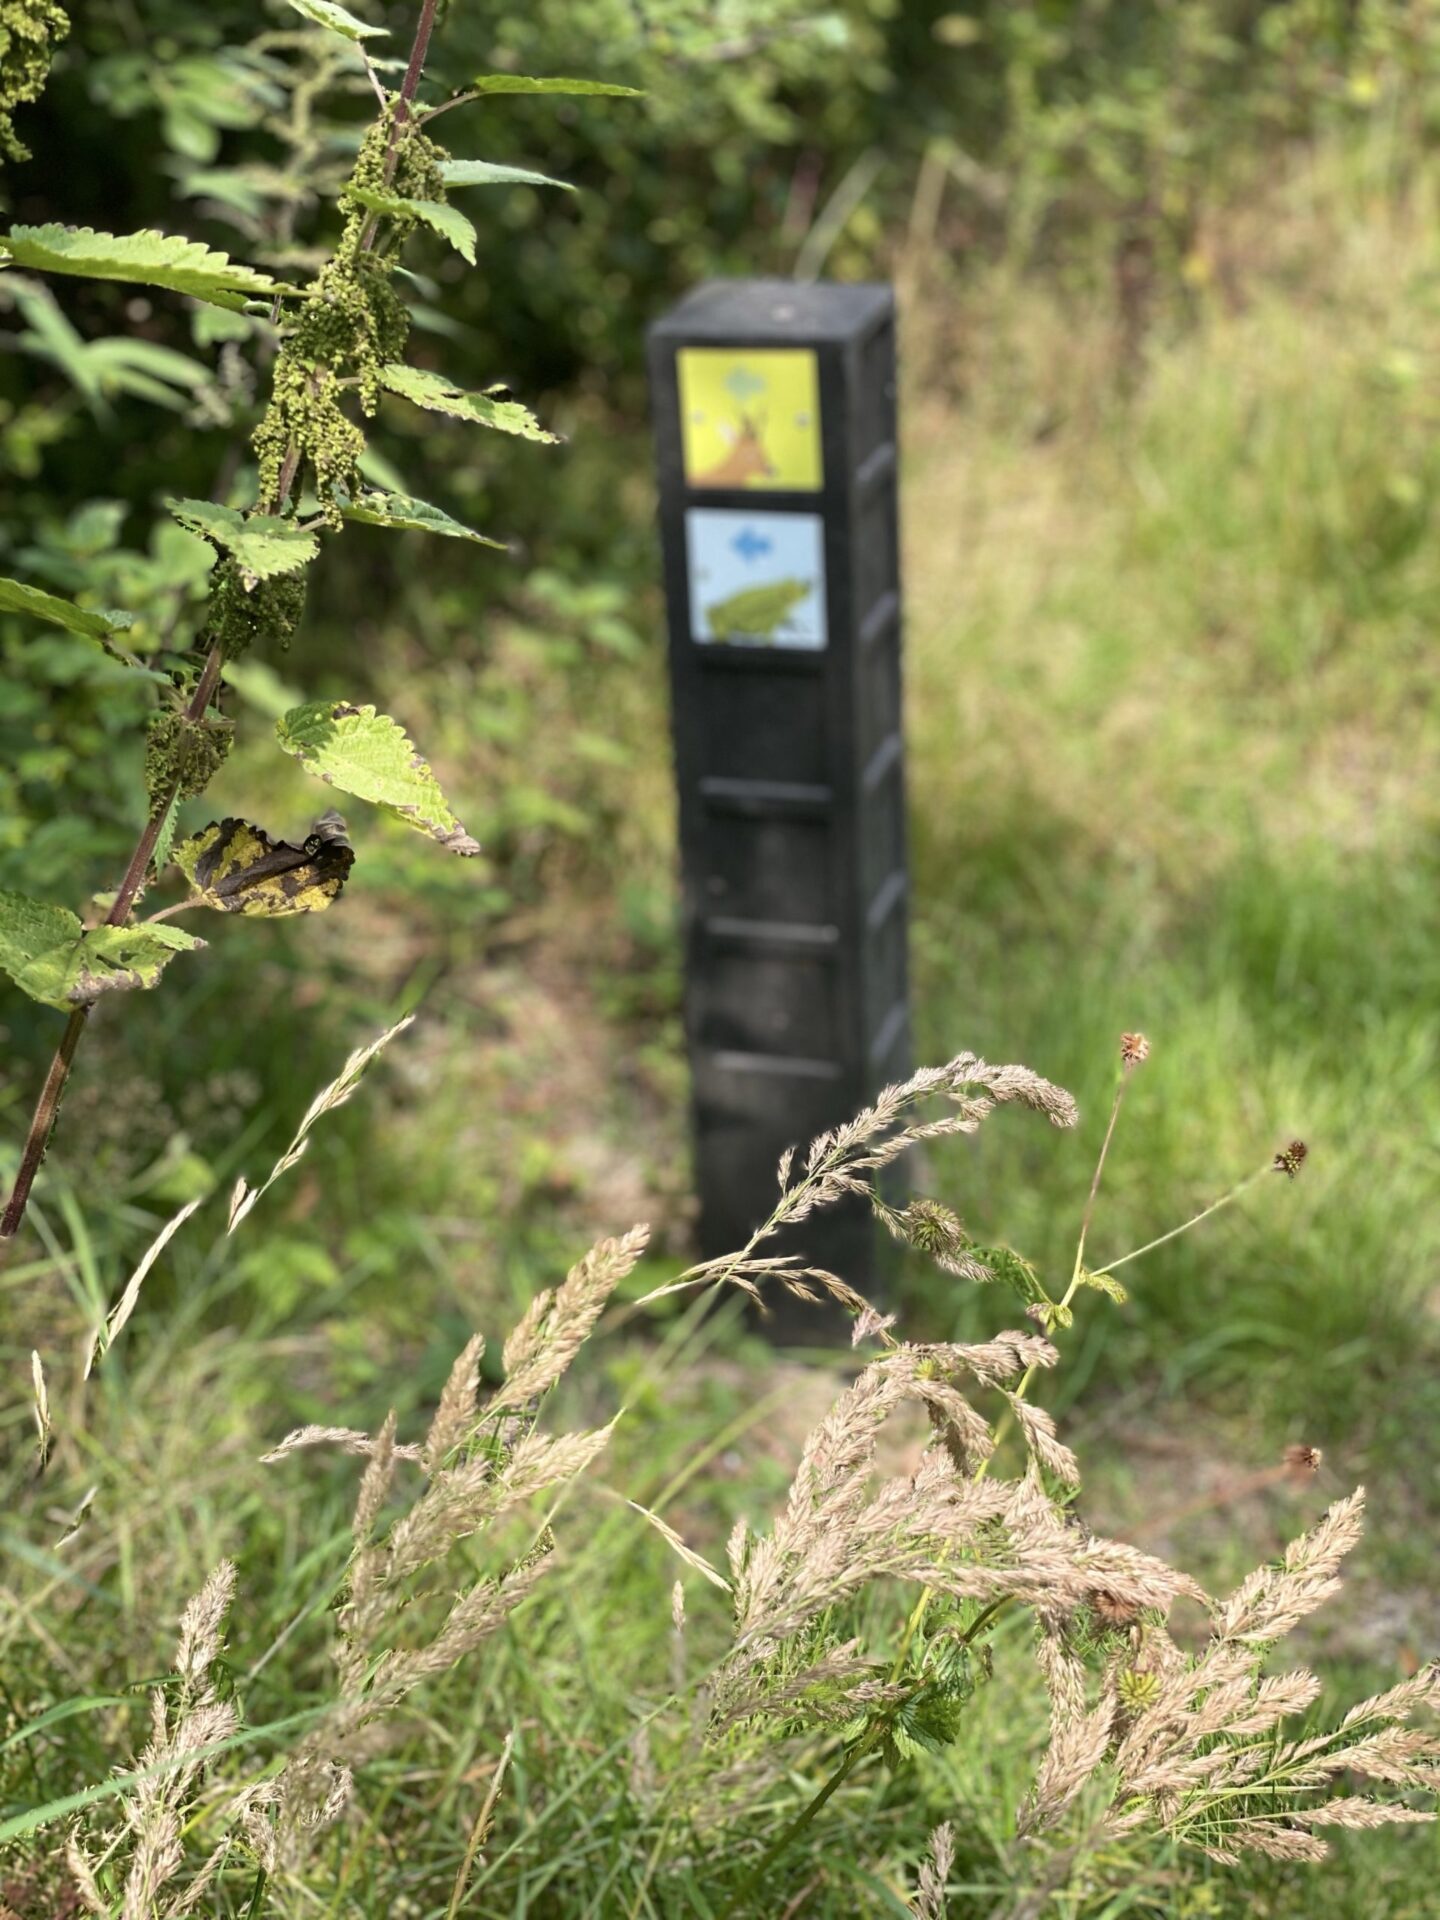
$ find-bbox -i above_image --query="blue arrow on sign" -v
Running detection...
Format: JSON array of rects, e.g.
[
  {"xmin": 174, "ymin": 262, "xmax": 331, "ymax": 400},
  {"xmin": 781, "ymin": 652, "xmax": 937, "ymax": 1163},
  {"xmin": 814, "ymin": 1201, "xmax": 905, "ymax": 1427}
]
[{"xmin": 731, "ymin": 526, "xmax": 772, "ymax": 563}]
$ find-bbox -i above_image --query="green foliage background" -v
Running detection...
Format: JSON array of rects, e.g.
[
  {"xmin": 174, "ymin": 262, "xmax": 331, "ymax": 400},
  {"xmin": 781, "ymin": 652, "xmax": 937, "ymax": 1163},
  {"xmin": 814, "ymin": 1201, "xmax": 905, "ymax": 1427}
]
[{"xmin": 3, "ymin": 2, "xmax": 1440, "ymax": 1915}]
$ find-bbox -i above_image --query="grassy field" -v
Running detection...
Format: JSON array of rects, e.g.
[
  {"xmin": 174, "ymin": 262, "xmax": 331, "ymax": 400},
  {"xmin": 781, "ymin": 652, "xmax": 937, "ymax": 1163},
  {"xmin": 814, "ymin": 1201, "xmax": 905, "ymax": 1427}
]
[{"xmin": 5, "ymin": 147, "xmax": 1440, "ymax": 1917}]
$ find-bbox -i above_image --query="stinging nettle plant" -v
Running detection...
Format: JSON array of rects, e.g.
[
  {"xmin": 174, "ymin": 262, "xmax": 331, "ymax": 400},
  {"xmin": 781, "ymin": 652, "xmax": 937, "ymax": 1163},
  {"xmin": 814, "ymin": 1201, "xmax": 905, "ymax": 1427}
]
[{"xmin": 0, "ymin": 0, "xmax": 639, "ymax": 1251}]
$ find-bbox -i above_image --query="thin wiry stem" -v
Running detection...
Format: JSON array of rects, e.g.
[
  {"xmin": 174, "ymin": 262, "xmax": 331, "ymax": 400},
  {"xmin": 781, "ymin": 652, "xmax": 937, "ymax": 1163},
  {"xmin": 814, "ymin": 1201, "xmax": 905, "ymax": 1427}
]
[
  {"xmin": 446, "ymin": 1731, "xmax": 513, "ymax": 1920},
  {"xmin": 725, "ymin": 1736, "xmax": 871, "ymax": 1913},
  {"xmin": 1072, "ymin": 1071, "xmax": 1127, "ymax": 1287},
  {"xmin": 1000, "ymin": 1063, "xmax": 1134, "ymax": 1414},
  {"xmin": 1090, "ymin": 1163, "xmax": 1272, "ymax": 1279},
  {"xmin": 889, "ymin": 1066, "xmax": 1137, "ymax": 1678},
  {"xmin": 417, "ymin": 88, "xmax": 484, "ymax": 125}
]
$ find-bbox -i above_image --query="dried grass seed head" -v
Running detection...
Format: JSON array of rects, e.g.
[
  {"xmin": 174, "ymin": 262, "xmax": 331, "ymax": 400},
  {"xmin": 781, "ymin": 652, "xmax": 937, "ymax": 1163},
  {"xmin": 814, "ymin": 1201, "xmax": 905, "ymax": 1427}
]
[
  {"xmin": 1283, "ymin": 1443, "xmax": 1323, "ymax": 1479},
  {"xmin": 493, "ymin": 1223, "xmax": 648, "ymax": 1412},
  {"xmin": 1121, "ymin": 1031, "xmax": 1150, "ymax": 1069}
]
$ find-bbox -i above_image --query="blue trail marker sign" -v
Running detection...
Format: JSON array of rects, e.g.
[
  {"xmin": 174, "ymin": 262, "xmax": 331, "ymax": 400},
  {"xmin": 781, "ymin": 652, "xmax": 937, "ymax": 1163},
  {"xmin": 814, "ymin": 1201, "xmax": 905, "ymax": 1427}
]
[{"xmin": 648, "ymin": 280, "xmax": 909, "ymax": 1316}]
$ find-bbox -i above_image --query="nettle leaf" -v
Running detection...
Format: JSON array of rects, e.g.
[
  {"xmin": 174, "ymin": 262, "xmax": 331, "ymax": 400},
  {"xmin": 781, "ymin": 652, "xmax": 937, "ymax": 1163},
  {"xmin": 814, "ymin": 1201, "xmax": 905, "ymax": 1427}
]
[
  {"xmin": 379, "ymin": 363, "xmax": 558, "ymax": 442},
  {"xmin": 167, "ymin": 500, "xmax": 318, "ymax": 581},
  {"xmin": 440, "ymin": 159, "xmax": 574, "ymax": 192},
  {"xmin": 0, "ymin": 893, "xmax": 203, "ymax": 1011},
  {"xmin": 276, "ymin": 701, "xmax": 480, "ymax": 855},
  {"xmin": 348, "ymin": 190, "xmax": 476, "ymax": 265},
  {"xmin": 0, "ymin": 575, "xmax": 135, "ymax": 649},
  {"xmin": 174, "ymin": 814, "xmax": 354, "ymax": 916},
  {"xmin": 463, "ymin": 74, "xmax": 643, "ymax": 99},
  {"xmin": 0, "ymin": 226, "xmax": 293, "ymax": 313},
  {"xmin": 283, "ymin": 0, "xmax": 386, "ymax": 39},
  {"xmin": 336, "ymin": 486, "xmax": 506, "ymax": 548}
]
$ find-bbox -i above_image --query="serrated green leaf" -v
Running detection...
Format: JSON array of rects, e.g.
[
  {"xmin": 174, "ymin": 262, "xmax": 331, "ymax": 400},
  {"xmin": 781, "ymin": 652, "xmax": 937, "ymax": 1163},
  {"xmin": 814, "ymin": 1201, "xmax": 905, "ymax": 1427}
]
[
  {"xmin": 0, "ymin": 893, "xmax": 204, "ymax": 1010},
  {"xmin": 440, "ymin": 159, "xmax": 574, "ymax": 192},
  {"xmin": 0, "ymin": 895, "xmax": 76, "ymax": 989},
  {"xmin": 150, "ymin": 795, "xmax": 180, "ymax": 882},
  {"xmin": 464, "ymin": 74, "xmax": 643, "ymax": 99},
  {"xmin": 276, "ymin": 701, "xmax": 480, "ymax": 855},
  {"xmin": 282, "ymin": 0, "xmax": 386, "ymax": 39},
  {"xmin": 0, "ymin": 226, "xmax": 294, "ymax": 313},
  {"xmin": 336, "ymin": 486, "xmax": 506, "ymax": 548},
  {"xmin": 166, "ymin": 500, "xmax": 318, "ymax": 580},
  {"xmin": 348, "ymin": 190, "xmax": 476, "ymax": 264},
  {"xmin": 378, "ymin": 363, "xmax": 558, "ymax": 442},
  {"xmin": 0, "ymin": 576, "xmax": 135, "ymax": 647}
]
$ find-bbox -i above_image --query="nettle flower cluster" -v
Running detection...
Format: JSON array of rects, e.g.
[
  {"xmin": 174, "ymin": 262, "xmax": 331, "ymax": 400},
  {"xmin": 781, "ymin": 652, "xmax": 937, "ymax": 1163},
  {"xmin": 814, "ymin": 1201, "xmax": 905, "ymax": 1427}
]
[{"xmin": 254, "ymin": 108, "xmax": 438, "ymax": 519}]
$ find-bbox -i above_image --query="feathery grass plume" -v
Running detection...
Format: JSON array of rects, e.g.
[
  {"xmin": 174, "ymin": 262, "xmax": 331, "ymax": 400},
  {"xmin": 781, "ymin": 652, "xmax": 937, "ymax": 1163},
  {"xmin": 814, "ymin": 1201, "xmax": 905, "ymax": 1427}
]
[
  {"xmin": 228, "ymin": 1014, "xmax": 415, "ymax": 1232},
  {"xmin": 1002, "ymin": 1394, "xmax": 1081, "ymax": 1487},
  {"xmin": 912, "ymin": 1820, "xmax": 954, "ymax": 1918},
  {"xmin": 68, "ymin": 1561, "xmax": 239, "ymax": 1920},
  {"xmin": 851, "ymin": 1303, "xmax": 897, "ymax": 1345},
  {"xmin": 257, "ymin": 1271, "xmax": 621, "ymax": 1867},
  {"xmin": 1097, "ymin": 1496, "xmax": 1440, "ymax": 1862},
  {"xmin": 423, "ymin": 1331, "xmax": 486, "ymax": 1470},
  {"xmin": 494, "ymin": 1223, "xmax": 648, "ymax": 1411},
  {"xmin": 1035, "ymin": 1612, "xmax": 1088, "ymax": 1718},
  {"xmin": 1215, "ymin": 1487, "xmax": 1365, "ymax": 1643},
  {"xmin": 708, "ymin": 1344, "xmax": 1196, "ymax": 1747},
  {"xmin": 47, "ymin": 1039, "xmax": 1435, "ymax": 1906},
  {"xmin": 637, "ymin": 1051, "xmax": 1076, "ymax": 1317},
  {"xmin": 671, "ymin": 1040, "xmax": 1386, "ymax": 1893},
  {"xmin": 629, "ymin": 1498, "xmax": 733, "ymax": 1592},
  {"xmin": 259, "ymin": 1423, "xmax": 423, "ymax": 1464},
  {"xmin": 1021, "ymin": 1696, "xmax": 1116, "ymax": 1833},
  {"xmin": 84, "ymin": 1196, "xmax": 203, "ymax": 1377},
  {"xmin": 30, "ymin": 1347, "xmax": 49, "ymax": 1469}
]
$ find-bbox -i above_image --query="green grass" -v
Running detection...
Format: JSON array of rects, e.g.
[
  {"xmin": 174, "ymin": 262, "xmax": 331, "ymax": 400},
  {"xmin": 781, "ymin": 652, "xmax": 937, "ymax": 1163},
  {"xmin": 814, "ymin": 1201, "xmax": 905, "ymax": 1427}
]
[
  {"xmin": 898, "ymin": 168, "xmax": 1440, "ymax": 1458},
  {"xmin": 5, "ymin": 151, "xmax": 1440, "ymax": 1918}
]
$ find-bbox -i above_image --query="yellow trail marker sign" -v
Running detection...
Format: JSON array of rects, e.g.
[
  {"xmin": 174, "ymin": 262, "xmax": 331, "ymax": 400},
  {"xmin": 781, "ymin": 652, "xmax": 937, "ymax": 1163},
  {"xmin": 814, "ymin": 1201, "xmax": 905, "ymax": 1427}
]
[{"xmin": 678, "ymin": 347, "xmax": 822, "ymax": 491}]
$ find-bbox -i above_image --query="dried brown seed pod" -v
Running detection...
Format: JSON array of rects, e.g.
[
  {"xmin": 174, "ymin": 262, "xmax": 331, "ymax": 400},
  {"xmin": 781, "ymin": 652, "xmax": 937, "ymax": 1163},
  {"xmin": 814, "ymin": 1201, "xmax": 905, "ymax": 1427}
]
[
  {"xmin": 1272, "ymin": 1140, "xmax": 1308, "ymax": 1180},
  {"xmin": 1090, "ymin": 1588, "xmax": 1141, "ymax": 1629}
]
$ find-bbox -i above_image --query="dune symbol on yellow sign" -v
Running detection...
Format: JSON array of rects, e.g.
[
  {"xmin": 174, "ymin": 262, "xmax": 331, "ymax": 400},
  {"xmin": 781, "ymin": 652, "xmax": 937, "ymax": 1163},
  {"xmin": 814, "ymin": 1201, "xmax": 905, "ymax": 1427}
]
[{"xmin": 679, "ymin": 348, "xmax": 822, "ymax": 491}]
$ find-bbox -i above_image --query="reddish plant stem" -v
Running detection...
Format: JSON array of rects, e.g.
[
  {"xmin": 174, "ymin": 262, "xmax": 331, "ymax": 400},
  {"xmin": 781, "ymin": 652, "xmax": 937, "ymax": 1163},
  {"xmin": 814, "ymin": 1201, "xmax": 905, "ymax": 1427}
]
[
  {"xmin": 360, "ymin": 0, "xmax": 439, "ymax": 250},
  {"xmin": 0, "ymin": 640, "xmax": 225, "ymax": 1253},
  {"xmin": 0, "ymin": 1009, "xmax": 89, "ymax": 1241},
  {"xmin": 398, "ymin": 0, "xmax": 439, "ymax": 118}
]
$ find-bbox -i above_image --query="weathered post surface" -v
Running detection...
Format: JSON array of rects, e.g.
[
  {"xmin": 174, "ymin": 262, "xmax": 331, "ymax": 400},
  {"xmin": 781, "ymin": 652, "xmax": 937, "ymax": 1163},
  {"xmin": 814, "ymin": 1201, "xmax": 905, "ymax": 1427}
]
[{"xmin": 647, "ymin": 279, "xmax": 908, "ymax": 1317}]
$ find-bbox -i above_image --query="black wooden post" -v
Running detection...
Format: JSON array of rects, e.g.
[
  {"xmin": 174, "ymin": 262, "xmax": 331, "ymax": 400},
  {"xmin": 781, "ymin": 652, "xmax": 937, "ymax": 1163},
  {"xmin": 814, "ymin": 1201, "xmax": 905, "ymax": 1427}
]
[{"xmin": 647, "ymin": 279, "xmax": 907, "ymax": 1315}]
